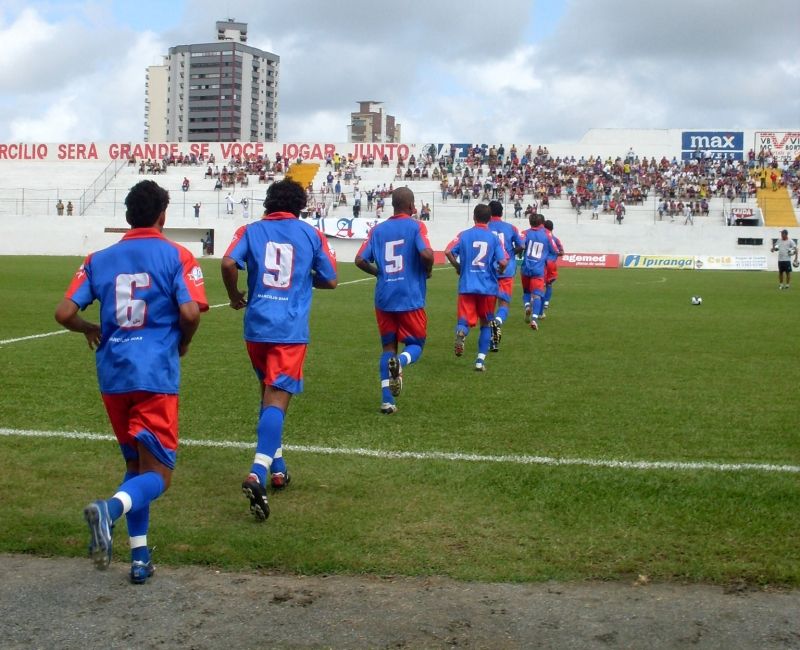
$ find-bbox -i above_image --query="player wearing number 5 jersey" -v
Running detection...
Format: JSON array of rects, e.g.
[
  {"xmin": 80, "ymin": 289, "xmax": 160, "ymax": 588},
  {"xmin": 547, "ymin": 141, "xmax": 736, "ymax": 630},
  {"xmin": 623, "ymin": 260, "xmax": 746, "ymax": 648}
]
[
  {"xmin": 445, "ymin": 204, "xmax": 508, "ymax": 372},
  {"xmin": 222, "ymin": 179, "xmax": 337, "ymax": 522},
  {"xmin": 355, "ymin": 187, "xmax": 434, "ymax": 414},
  {"xmin": 55, "ymin": 180, "xmax": 208, "ymax": 584}
]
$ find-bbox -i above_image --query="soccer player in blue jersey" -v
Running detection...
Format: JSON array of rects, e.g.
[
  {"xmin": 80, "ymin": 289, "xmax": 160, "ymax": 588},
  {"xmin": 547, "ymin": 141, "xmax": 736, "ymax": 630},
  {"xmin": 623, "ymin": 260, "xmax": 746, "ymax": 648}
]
[
  {"xmin": 54, "ymin": 180, "xmax": 208, "ymax": 584},
  {"xmin": 222, "ymin": 179, "xmax": 337, "ymax": 521},
  {"xmin": 445, "ymin": 204, "xmax": 508, "ymax": 371},
  {"xmin": 520, "ymin": 213, "xmax": 558, "ymax": 330},
  {"xmin": 542, "ymin": 219, "xmax": 564, "ymax": 317},
  {"xmin": 355, "ymin": 187, "xmax": 434, "ymax": 414},
  {"xmin": 487, "ymin": 200, "xmax": 524, "ymax": 350}
]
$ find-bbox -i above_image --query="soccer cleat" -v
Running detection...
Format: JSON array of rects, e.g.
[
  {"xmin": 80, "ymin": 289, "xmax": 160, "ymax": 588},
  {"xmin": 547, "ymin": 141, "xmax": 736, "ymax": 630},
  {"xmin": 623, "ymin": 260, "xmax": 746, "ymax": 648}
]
[
  {"xmin": 530, "ymin": 317, "xmax": 539, "ymax": 331},
  {"xmin": 490, "ymin": 319, "xmax": 500, "ymax": 352},
  {"xmin": 387, "ymin": 355, "xmax": 403, "ymax": 396},
  {"xmin": 540, "ymin": 311, "xmax": 547, "ymax": 319},
  {"xmin": 380, "ymin": 402, "xmax": 398, "ymax": 414},
  {"xmin": 242, "ymin": 476, "xmax": 270, "ymax": 521},
  {"xmin": 83, "ymin": 500, "xmax": 113, "ymax": 570},
  {"xmin": 524, "ymin": 303, "xmax": 532, "ymax": 323},
  {"xmin": 475, "ymin": 361, "xmax": 486, "ymax": 372},
  {"xmin": 454, "ymin": 331, "xmax": 466, "ymax": 357},
  {"xmin": 130, "ymin": 560, "xmax": 155, "ymax": 585},
  {"xmin": 270, "ymin": 470, "xmax": 291, "ymax": 491}
]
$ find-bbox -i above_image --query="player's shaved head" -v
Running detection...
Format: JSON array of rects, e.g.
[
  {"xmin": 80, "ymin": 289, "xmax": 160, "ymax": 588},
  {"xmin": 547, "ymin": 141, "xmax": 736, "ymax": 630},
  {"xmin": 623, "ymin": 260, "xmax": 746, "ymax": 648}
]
[
  {"xmin": 488, "ymin": 200, "xmax": 503, "ymax": 217},
  {"xmin": 392, "ymin": 187, "xmax": 415, "ymax": 213},
  {"xmin": 529, "ymin": 213, "xmax": 545, "ymax": 227}
]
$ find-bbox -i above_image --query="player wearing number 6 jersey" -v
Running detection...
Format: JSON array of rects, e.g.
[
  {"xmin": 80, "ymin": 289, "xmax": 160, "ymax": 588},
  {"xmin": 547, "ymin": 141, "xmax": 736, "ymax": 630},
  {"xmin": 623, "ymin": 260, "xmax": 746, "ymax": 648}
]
[
  {"xmin": 222, "ymin": 179, "xmax": 337, "ymax": 522},
  {"xmin": 445, "ymin": 204, "xmax": 508, "ymax": 372},
  {"xmin": 355, "ymin": 187, "xmax": 434, "ymax": 414},
  {"xmin": 55, "ymin": 180, "xmax": 208, "ymax": 584}
]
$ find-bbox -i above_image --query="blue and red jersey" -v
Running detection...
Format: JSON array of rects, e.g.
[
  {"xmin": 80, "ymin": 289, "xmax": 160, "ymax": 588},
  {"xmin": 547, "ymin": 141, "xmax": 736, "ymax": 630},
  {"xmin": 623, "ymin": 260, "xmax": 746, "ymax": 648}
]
[
  {"xmin": 488, "ymin": 217, "xmax": 524, "ymax": 279},
  {"xmin": 64, "ymin": 228, "xmax": 209, "ymax": 395},
  {"xmin": 546, "ymin": 233, "xmax": 563, "ymax": 263},
  {"xmin": 356, "ymin": 214, "xmax": 432, "ymax": 312},
  {"xmin": 446, "ymin": 224, "xmax": 507, "ymax": 295},
  {"xmin": 520, "ymin": 226, "xmax": 558, "ymax": 277},
  {"xmin": 224, "ymin": 212, "xmax": 337, "ymax": 343}
]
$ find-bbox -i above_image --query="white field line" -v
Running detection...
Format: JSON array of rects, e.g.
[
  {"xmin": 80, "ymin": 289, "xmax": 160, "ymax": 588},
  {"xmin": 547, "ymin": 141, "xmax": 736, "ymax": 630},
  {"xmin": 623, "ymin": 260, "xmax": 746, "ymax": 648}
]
[
  {"xmin": 1, "ymin": 427, "xmax": 798, "ymax": 475},
  {"xmin": 0, "ymin": 269, "xmax": 446, "ymax": 347}
]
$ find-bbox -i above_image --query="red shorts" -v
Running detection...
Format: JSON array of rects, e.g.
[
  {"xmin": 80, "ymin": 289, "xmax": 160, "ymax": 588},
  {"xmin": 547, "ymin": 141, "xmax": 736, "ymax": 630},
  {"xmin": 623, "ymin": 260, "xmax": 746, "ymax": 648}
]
[
  {"xmin": 457, "ymin": 293, "xmax": 497, "ymax": 327},
  {"xmin": 376, "ymin": 308, "xmax": 427, "ymax": 346},
  {"xmin": 497, "ymin": 277, "xmax": 514, "ymax": 303},
  {"xmin": 102, "ymin": 391, "xmax": 179, "ymax": 468},
  {"xmin": 521, "ymin": 275, "xmax": 545, "ymax": 295},
  {"xmin": 246, "ymin": 341, "xmax": 307, "ymax": 394},
  {"xmin": 545, "ymin": 260, "xmax": 558, "ymax": 284}
]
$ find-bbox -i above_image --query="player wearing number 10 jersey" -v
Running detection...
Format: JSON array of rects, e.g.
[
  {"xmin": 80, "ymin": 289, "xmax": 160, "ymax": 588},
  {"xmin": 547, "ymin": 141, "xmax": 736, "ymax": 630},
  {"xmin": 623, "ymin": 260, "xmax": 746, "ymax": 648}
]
[
  {"xmin": 355, "ymin": 187, "xmax": 434, "ymax": 414},
  {"xmin": 55, "ymin": 180, "xmax": 208, "ymax": 583},
  {"xmin": 222, "ymin": 179, "xmax": 337, "ymax": 522}
]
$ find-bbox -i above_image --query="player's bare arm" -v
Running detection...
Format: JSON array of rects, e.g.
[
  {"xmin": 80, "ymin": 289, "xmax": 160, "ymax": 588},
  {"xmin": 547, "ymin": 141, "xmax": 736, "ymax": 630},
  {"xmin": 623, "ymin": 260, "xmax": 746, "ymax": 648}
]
[
  {"xmin": 421, "ymin": 248, "xmax": 434, "ymax": 278},
  {"xmin": 354, "ymin": 255, "xmax": 378, "ymax": 277},
  {"xmin": 446, "ymin": 250, "xmax": 461, "ymax": 275},
  {"xmin": 221, "ymin": 256, "xmax": 247, "ymax": 309},
  {"xmin": 178, "ymin": 301, "xmax": 201, "ymax": 357},
  {"xmin": 54, "ymin": 298, "xmax": 101, "ymax": 349}
]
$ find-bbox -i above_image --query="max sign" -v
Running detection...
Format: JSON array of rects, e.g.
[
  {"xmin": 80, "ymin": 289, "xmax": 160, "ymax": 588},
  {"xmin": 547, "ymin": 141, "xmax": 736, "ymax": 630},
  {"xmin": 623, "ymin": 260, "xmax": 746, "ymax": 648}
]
[{"xmin": 681, "ymin": 131, "xmax": 743, "ymax": 161}]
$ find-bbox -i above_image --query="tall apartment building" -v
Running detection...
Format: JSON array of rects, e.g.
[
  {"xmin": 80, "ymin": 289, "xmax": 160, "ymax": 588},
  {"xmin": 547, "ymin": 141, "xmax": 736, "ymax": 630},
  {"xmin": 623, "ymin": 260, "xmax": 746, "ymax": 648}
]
[
  {"xmin": 348, "ymin": 101, "xmax": 400, "ymax": 143},
  {"xmin": 145, "ymin": 19, "xmax": 279, "ymax": 143}
]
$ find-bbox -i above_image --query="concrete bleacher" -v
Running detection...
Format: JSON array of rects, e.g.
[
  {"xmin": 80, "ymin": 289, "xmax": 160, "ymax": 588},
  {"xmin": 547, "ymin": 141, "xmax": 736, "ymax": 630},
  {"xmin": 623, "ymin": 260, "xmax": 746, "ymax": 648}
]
[{"xmin": 0, "ymin": 145, "xmax": 797, "ymax": 267}]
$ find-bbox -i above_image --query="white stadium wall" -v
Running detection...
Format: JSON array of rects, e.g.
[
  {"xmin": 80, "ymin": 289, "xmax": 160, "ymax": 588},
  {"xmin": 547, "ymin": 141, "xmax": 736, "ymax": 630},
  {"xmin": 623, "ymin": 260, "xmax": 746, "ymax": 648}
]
[{"xmin": 0, "ymin": 129, "xmax": 798, "ymax": 269}]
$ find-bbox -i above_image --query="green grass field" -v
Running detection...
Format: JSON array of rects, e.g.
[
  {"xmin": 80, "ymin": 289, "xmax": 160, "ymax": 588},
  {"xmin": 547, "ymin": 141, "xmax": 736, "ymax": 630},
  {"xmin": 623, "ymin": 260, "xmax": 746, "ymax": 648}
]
[{"xmin": 1, "ymin": 256, "xmax": 798, "ymax": 585}]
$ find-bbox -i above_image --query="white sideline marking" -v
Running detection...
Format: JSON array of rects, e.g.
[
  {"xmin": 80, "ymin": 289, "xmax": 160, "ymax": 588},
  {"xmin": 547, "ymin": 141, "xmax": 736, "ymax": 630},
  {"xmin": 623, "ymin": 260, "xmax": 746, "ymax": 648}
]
[{"xmin": 1, "ymin": 427, "xmax": 798, "ymax": 475}]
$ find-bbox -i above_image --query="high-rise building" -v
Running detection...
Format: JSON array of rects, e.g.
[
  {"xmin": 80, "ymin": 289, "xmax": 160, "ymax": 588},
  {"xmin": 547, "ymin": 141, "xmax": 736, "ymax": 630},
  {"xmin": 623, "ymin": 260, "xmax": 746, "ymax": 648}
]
[
  {"xmin": 348, "ymin": 101, "xmax": 400, "ymax": 143},
  {"xmin": 145, "ymin": 19, "xmax": 279, "ymax": 143}
]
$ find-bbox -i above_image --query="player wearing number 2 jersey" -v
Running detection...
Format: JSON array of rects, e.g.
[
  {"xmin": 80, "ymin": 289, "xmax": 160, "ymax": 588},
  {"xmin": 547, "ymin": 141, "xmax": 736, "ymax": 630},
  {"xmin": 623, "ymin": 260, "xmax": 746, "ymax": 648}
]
[
  {"xmin": 445, "ymin": 204, "xmax": 508, "ymax": 372},
  {"xmin": 355, "ymin": 187, "xmax": 434, "ymax": 414},
  {"xmin": 222, "ymin": 179, "xmax": 337, "ymax": 522},
  {"xmin": 55, "ymin": 180, "xmax": 208, "ymax": 584}
]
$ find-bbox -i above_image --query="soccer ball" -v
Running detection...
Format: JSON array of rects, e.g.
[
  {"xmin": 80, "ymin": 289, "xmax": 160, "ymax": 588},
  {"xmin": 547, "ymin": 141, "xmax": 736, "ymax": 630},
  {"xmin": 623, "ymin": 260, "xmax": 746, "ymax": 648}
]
[
  {"xmin": 793, "ymin": 260, "xmax": 799, "ymax": 268},
  {"xmin": 691, "ymin": 296, "xmax": 703, "ymax": 305}
]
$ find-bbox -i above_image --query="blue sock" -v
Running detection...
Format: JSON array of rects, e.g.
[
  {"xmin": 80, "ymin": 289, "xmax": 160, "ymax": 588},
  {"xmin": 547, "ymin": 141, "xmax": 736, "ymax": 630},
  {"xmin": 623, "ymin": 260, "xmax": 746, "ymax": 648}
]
[
  {"xmin": 544, "ymin": 284, "xmax": 553, "ymax": 304},
  {"xmin": 109, "ymin": 471, "xmax": 165, "ymax": 521},
  {"xmin": 251, "ymin": 405, "xmax": 285, "ymax": 484},
  {"xmin": 496, "ymin": 306, "xmax": 509, "ymax": 324},
  {"xmin": 478, "ymin": 326, "xmax": 491, "ymax": 355},
  {"xmin": 380, "ymin": 351, "xmax": 394, "ymax": 404},
  {"xmin": 400, "ymin": 344, "xmax": 422, "ymax": 366},
  {"xmin": 523, "ymin": 292, "xmax": 531, "ymax": 307},
  {"xmin": 533, "ymin": 295, "xmax": 543, "ymax": 317},
  {"xmin": 118, "ymin": 470, "xmax": 149, "ymax": 562},
  {"xmin": 456, "ymin": 318, "xmax": 469, "ymax": 337}
]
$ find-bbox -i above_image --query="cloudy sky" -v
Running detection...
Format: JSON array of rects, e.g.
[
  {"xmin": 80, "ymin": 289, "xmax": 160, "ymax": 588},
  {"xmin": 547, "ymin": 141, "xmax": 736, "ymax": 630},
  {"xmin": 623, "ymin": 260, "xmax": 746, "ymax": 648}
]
[{"xmin": 1, "ymin": 0, "xmax": 798, "ymax": 144}]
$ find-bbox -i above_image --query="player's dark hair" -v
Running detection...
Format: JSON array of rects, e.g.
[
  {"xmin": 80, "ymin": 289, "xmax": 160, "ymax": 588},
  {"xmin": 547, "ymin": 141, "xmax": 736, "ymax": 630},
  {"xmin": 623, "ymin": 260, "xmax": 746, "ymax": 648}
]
[
  {"xmin": 473, "ymin": 203, "xmax": 491, "ymax": 223},
  {"xmin": 544, "ymin": 219, "xmax": 554, "ymax": 231},
  {"xmin": 488, "ymin": 200, "xmax": 503, "ymax": 217},
  {"xmin": 264, "ymin": 179, "xmax": 307, "ymax": 216},
  {"xmin": 125, "ymin": 180, "xmax": 169, "ymax": 228}
]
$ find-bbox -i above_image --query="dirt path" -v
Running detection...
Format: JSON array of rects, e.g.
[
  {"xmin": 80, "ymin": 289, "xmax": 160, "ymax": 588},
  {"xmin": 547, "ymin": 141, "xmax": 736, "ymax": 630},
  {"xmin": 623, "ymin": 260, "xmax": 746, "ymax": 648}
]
[{"xmin": 1, "ymin": 554, "xmax": 798, "ymax": 649}]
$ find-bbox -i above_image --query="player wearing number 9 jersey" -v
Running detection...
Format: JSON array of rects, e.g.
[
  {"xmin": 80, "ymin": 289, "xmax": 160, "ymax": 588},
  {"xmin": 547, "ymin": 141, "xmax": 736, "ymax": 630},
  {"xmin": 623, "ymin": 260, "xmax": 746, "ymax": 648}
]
[
  {"xmin": 355, "ymin": 187, "xmax": 434, "ymax": 414},
  {"xmin": 55, "ymin": 180, "xmax": 208, "ymax": 583},
  {"xmin": 222, "ymin": 179, "xmax": 337, "ymax": 522}
]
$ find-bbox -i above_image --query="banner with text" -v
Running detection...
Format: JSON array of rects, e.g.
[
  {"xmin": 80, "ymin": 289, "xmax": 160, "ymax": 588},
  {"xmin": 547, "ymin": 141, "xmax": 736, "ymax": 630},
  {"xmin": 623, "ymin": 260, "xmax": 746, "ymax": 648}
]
[
  {"xmin": 623, "ymin": 255, "xmax": 696, "ymax": 270},
  {"xmin": 753, "ymin": 131, "xmax": 800, "ymax": 161},
  {"xmin": 694, "ymin": 255, "xmax": 768, "ymax": 271},
  {"xmin": 559, "ymin": 253, "xmax": 620, "ymax": 268},
  {"xmin": 307, "ymin": 216, "xmax": 385, "ymax": 240}
]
